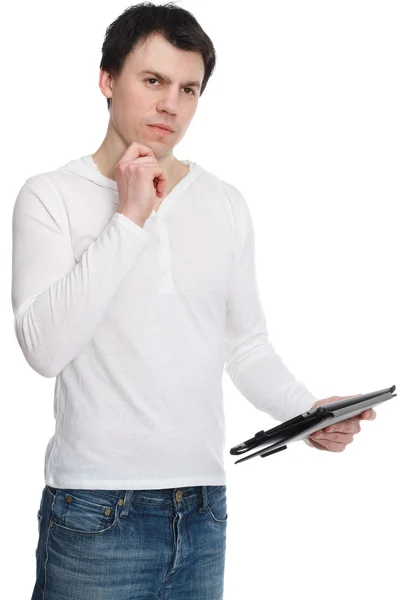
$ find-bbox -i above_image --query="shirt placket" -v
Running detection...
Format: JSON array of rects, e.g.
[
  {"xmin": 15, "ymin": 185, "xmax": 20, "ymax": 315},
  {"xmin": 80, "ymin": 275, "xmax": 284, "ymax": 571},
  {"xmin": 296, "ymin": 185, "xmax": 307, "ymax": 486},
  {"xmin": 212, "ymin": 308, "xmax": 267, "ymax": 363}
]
[{"xmin": 154, "ymin": 215, "xmax": 176, "ymax": 294}]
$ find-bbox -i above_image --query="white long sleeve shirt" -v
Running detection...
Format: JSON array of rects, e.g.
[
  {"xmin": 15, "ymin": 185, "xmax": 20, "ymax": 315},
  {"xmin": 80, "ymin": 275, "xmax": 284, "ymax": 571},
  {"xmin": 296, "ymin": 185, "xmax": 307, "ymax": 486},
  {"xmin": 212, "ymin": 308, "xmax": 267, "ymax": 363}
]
[{"xmin": 11, "ymin": 153, "xmax": 317, "ymax": 490}]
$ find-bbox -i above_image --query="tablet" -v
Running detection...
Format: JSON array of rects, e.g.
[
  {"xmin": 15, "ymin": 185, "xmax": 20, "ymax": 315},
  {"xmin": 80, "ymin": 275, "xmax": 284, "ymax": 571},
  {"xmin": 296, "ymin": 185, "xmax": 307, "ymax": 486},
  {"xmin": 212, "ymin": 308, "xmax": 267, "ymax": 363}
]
[{"xmin": 230, "ymin": 384, "xmax": 396, "ymax": 463}]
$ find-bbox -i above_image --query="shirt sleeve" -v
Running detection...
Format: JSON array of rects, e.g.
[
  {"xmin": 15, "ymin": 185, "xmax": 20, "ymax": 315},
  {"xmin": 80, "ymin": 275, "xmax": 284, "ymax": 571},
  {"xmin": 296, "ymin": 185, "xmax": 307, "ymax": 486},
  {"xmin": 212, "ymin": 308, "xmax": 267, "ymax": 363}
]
[
  {"xmin": 11, "ymin": 174, "xmax": 151, "ymax": 378},
  {"xmin": 223, "ymin": 184, "xmax": 317, "ymax": 422}
]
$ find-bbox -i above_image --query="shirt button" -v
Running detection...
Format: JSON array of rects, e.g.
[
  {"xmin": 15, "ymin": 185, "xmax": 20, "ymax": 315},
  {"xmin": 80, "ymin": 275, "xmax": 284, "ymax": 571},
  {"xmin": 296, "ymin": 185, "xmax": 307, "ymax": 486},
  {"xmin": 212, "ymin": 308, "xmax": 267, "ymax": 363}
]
[{"xmin": 162, "ymin": 269, "xmax": 168, "ymax": 275}]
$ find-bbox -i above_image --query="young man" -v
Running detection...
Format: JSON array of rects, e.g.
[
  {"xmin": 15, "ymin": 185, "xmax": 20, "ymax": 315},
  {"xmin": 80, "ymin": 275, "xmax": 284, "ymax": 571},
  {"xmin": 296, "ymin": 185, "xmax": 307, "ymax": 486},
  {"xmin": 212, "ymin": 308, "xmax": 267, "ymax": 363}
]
[{"xmin": 11, "ymin": 3, "xmax": 375, "ymax": 599}]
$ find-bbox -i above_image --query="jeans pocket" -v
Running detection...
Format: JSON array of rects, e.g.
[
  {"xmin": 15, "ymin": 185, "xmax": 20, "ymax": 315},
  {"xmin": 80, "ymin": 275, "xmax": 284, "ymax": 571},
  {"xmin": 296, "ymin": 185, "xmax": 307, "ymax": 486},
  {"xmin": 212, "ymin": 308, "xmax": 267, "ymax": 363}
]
[
  {"xmin": 50, "ymin": 489, "xmax": 120, "ymax": 535},
  {"xmin": 206, "ymin": 486, "xmax": 228, "ymax": 524}
]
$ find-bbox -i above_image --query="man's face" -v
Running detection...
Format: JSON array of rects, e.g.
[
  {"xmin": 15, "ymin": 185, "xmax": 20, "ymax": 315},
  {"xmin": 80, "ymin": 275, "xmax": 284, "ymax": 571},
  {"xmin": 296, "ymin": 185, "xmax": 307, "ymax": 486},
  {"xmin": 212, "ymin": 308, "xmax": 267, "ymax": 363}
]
[{"xmin": 103, "ymin": 33, "xmax": 204, "ymax": 156}]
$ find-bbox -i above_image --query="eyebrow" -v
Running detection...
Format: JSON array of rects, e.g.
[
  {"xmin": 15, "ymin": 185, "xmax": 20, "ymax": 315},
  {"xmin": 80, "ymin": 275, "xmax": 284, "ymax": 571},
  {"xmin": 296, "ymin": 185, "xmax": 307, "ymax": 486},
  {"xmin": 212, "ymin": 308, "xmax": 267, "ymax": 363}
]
[{"xmin": 138, "ymin": 69, "xmax": 201, "ymax": 89}]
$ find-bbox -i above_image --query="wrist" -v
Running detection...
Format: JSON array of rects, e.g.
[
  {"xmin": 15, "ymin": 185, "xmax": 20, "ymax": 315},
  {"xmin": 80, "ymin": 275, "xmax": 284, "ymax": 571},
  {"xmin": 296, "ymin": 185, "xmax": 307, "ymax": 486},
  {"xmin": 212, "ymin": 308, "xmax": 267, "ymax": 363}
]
[{"xmin": 117, "ymin": 210, "xmax": 146, "ymax": 228}]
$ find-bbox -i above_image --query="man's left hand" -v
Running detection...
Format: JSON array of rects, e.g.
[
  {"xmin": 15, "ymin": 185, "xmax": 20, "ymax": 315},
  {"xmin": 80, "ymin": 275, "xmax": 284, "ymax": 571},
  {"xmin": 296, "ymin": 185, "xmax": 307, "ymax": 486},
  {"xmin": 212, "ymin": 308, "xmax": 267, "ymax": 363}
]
[{"xmin": 306, "ymin": 394, "xmax": 376, "ymax": 452}]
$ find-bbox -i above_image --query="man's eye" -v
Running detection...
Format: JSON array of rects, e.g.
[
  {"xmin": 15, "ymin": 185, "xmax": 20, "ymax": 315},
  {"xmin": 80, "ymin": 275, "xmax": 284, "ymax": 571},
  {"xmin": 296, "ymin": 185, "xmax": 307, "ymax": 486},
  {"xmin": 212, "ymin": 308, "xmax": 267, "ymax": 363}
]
[{"xmin": 145, "ymin": 78, "xmax": 195, "ymax": 95}]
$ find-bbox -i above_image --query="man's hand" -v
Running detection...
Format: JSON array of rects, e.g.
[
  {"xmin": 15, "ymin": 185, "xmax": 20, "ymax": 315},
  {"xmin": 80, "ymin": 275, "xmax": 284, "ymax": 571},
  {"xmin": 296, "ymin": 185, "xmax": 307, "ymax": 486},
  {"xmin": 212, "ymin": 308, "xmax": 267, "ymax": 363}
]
[{"xmin": 306, "ymin": 394, "xmax": 376, "ymax": 452}]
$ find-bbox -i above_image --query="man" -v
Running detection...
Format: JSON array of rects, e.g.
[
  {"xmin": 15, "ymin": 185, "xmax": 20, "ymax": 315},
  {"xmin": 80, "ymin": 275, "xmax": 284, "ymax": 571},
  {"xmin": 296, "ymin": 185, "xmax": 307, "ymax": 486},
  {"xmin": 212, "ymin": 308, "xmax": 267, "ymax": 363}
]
[{"xmin": 11, "ymin": 3, "xmax": 375, "ymax": 599}]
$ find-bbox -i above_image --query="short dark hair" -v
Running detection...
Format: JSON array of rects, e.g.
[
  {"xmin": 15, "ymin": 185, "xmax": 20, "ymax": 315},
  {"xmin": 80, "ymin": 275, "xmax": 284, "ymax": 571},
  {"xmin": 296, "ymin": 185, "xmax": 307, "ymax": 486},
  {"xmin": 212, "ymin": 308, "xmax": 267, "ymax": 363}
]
[{"xmin": 99, "ymin": 1, "xmax": 217, "ymax": 111}]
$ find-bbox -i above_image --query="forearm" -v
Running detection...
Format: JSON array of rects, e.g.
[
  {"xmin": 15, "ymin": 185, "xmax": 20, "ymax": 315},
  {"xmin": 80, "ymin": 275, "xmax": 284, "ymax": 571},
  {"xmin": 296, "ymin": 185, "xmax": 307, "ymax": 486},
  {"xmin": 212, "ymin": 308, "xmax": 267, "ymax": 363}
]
[{"xmin": 13, "ymin": 212, "xmax": 150, "ymax": 377}]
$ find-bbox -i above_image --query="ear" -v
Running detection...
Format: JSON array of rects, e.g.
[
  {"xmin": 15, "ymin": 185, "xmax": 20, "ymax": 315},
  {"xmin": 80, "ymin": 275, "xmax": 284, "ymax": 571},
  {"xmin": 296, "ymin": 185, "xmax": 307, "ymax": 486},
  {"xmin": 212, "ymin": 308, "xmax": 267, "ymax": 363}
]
[{"xmin": 98, "ymin": 69, "xmax": 113, "ymax": 102}]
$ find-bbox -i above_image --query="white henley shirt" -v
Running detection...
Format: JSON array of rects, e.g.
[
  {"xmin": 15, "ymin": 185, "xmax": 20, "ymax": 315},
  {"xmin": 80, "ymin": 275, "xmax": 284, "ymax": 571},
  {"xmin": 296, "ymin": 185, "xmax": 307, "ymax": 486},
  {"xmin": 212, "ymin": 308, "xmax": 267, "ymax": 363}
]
[{"xmin": 11, "ymin": 153, "xmax": 317, "ymax": 489}]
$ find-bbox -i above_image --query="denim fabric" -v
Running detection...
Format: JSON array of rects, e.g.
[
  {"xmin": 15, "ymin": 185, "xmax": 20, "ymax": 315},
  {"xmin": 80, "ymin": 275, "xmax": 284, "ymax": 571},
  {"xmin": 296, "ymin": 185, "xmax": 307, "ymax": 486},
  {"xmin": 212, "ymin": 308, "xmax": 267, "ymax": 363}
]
[{"xmin": 31, "ymin": 484, "xmax": 228, "ymax": 599}]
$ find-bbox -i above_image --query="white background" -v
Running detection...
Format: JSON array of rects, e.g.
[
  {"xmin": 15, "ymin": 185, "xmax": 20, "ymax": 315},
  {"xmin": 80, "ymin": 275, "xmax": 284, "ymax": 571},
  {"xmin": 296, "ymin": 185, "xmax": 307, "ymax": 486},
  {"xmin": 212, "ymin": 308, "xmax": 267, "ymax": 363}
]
[{"xmin": 2, "ymin": 1, "xmax": 399, "ymax": 598}]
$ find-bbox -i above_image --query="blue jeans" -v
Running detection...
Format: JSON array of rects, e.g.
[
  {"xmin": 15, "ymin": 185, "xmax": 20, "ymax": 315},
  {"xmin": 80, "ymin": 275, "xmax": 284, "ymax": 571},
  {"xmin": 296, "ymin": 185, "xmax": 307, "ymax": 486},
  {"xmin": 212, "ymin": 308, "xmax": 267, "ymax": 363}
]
[{"xmin": 31, "ymin": 484, "xmax": 228, "ymax": 599}]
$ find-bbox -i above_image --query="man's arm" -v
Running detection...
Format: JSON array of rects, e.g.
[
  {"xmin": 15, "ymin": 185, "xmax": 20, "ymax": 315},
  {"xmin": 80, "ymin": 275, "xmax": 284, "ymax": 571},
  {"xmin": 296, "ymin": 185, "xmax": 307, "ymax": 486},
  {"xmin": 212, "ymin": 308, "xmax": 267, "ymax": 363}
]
[
  {"xmin": 11, "ymin": 174, "xmax": 150, "ymax": 378},
  {"xmin": 223, "ymin": 183, "xmax": 317, "ymax": 424}
]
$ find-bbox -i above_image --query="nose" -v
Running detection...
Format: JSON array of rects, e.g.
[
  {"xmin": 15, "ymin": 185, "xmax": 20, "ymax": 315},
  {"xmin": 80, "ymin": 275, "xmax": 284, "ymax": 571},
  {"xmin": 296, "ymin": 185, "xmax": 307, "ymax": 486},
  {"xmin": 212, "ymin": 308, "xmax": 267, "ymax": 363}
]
[{"xmin": 157, "ymin": 87, "xmax": 180, "ymax": 116}]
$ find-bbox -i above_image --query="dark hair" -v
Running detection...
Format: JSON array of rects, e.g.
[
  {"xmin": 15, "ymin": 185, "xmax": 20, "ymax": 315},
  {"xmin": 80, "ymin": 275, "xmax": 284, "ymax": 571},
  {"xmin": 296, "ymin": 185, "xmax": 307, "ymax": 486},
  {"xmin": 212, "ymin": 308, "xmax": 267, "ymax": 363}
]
[{"xmin": 99, "ymin": 1, "xmax": 217, "ymax": 111}]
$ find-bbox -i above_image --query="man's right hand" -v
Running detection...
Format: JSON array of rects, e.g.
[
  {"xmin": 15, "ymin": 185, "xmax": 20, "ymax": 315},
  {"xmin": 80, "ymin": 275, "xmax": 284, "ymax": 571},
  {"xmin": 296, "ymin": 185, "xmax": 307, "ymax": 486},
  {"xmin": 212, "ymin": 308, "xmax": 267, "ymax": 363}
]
[{"xmin": 115, "ymin": 142, "xmax": 167, "ymax": 226}]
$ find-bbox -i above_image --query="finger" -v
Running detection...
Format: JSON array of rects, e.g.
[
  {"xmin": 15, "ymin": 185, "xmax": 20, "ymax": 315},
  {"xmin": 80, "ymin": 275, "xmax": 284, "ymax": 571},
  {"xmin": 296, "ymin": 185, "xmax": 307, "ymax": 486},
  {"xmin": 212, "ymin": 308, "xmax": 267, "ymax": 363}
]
[
  {"xmin": 311, "ymin": 432, "xmax": 354, "ymax": 445},
  {"xmin": 131, "ymin": 156, "xmax": 158, "ymax": 165},
  {"xmin": 323, "ymin": 421, "xmax": 361, "ymax": 434},
  {"xmin": 312, "ymin": 438, "xmax": 346, "ymax": 452},
  {"xmin": 118, "ymin": 141, "xmax": 156, "ymax": 165},
  {"xmin": 154, "ymin": 174, "xmax": 166, "ymax": 198},
  {"xmin": 307, "ymin": 438, "xmax": 328, "ymax": 451},
  {"xmin": 353, "ymin": 409, "xmax": 376, "ymax": 421},
  {"xmin": 159, "ymin": 175, "xmax": 167, "ymax": 197},
  {"xmin": 117, "ymin": 157, "xmax": 158, "ymax": 170},
  {"xmin": 137, "ymin": 164, "xmax": 167, "ymax": 197}
]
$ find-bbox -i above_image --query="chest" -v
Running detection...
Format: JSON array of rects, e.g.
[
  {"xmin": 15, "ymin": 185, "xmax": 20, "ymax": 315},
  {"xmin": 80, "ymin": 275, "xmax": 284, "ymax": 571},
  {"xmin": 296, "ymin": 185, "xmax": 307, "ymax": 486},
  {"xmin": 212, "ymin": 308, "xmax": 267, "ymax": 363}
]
[{"xmin": 68, "ymin": 184, "xmax": 236, "ymax": 303}]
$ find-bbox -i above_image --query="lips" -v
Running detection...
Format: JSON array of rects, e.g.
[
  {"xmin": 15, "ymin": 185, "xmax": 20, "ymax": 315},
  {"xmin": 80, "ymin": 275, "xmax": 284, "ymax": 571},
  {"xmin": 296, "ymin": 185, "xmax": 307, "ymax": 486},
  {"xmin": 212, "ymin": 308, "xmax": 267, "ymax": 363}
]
[
  {"xmin": 149, "ymin": 124, "xmax": 174, "ymax": 132},
  {"xmin": 148, "ymin": 125, "xmax": 174, "ymax": 136}
]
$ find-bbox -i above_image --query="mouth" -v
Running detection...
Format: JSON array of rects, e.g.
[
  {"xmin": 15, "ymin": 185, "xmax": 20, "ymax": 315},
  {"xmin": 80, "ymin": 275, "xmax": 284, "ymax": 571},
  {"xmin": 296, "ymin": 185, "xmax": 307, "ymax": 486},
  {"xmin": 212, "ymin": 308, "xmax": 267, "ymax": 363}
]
[{"xmin": 148, "ymin": 124, "xmax": 174, "ymax": 135}]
